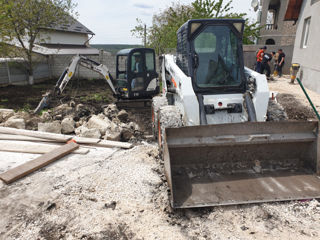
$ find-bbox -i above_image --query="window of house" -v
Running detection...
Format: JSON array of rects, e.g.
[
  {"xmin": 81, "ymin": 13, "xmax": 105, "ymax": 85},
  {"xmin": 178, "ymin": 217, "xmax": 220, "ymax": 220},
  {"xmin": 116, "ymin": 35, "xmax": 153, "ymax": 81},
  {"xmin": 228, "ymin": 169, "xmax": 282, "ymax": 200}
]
[{"xmin": 301, "ymin": 17, "xmax": 311, "ymax": 48}]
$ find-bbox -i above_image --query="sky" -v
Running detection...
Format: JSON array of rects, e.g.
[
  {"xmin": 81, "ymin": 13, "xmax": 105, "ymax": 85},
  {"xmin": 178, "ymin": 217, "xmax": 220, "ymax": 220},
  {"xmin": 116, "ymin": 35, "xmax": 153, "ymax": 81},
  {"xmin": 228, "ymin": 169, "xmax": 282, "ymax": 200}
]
[{"xmin": 73, "ymin": 0, "xmax": 258, "ymax": 44}]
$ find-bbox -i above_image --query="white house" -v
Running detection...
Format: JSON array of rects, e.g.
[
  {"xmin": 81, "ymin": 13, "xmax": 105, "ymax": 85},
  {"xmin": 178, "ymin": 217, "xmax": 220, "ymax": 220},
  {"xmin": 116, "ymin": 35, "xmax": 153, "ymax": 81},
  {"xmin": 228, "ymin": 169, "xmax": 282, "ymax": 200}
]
[
  {"xmin": 1, "ymin": 17, "xmax": 106, "ymax": 85},
  {"xmin": 285, "ymin": 0, "xmax": 320, "ymax": 92}
]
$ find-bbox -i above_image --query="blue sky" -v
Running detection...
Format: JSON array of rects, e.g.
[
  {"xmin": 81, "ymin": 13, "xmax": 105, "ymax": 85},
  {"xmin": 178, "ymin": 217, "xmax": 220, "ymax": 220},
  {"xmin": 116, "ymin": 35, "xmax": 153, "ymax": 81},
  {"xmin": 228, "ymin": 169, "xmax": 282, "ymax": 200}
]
[{"xmin": 74, "ymin": 0, "xmax": 257, "ymax": 44}]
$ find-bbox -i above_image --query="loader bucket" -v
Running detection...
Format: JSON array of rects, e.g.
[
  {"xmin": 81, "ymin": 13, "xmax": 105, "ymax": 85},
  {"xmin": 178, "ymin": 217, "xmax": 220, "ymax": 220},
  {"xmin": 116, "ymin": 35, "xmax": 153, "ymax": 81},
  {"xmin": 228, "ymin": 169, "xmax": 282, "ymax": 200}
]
[{"xmin": 163, "ymin": 121, "xmax": 320, "ymax": 208}]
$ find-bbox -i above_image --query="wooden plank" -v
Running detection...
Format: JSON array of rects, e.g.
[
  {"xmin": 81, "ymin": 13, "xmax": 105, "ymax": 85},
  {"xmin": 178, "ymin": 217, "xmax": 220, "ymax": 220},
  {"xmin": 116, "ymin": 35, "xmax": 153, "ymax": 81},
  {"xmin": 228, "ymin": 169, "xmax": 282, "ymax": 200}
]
[
  {"xmin": 72, "ymin": 136, "xmax": 101, "ymax": 144},
  {"xmin": 0, "ymin": 141, "xmax": 88, "ymax": 154},
  {"xmin": 94, "ymin": 139, "xmax": 132, "ymax": 149},
  {"xmin": 0, "ymin": 127, "xmax": 71, "ymax": 142},
  {"xmin": 0, "ymin": 142, "xmax": 79, "ymax": 184},
  {"xmin": 0, "ymin": 134, "xmax": 56, "ymax": 142}
]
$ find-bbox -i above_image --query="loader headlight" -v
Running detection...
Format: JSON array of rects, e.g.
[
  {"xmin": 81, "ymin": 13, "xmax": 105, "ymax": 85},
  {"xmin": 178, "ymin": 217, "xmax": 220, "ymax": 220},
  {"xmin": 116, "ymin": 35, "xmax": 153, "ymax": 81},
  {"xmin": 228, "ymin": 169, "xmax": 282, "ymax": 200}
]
[{"xmin": 233, "ymin": 22, "xmax": 244, "ymax": 33}]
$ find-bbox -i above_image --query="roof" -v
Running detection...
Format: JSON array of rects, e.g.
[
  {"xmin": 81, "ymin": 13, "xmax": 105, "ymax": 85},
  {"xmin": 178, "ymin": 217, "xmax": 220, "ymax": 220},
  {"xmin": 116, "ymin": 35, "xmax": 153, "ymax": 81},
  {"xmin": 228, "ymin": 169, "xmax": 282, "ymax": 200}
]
[
  {"xmin": 7, "ymin": 39, "xmax": 99, "ymax": 55},
  {"xmin": 116, "ymin": 48, "xmax": 154, "ymax": 56},
  {"xmin": 45, "ymin": 16, "xmax": 95, "ymax": 35},
  {"xmin": 284, "ymin": 0, "xmax": 303, "ymax": 21},
  {"xmin": 117, "ymin": 48, "xmax": 133, "ymax": 55}
]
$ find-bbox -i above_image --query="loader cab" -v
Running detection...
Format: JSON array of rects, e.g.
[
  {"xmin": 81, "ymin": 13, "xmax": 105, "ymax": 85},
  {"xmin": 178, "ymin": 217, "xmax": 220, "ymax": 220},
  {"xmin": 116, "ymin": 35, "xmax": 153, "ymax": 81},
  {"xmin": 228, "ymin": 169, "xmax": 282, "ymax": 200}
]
[
  {"xmin": 176, "ymin": 19, "xmax": 246, "ymax": 95},
  {"xmin": 116, "ymin": 48, "xmax": 159, "ymax": 99}
]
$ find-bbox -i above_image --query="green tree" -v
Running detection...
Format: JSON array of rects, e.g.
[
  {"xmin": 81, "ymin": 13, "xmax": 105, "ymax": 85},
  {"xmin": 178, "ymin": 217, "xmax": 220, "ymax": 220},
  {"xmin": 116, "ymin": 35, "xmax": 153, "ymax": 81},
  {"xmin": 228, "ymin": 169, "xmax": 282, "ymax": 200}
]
[
  {"xmin": 131, "ymin": 0, "xmax": 261, "ymax": 54},
  {"xmin": 0, "ymin": 0, "xmax": 77, "ymax": 85}
]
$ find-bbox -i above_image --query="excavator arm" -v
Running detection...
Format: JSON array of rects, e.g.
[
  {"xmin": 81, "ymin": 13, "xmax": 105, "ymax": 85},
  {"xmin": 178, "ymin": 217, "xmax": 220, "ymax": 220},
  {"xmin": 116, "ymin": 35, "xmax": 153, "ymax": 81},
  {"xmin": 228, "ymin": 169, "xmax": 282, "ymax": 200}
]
[{"xmin": 34, "ymin": 55, "xmax": 117, "ymax": 114}]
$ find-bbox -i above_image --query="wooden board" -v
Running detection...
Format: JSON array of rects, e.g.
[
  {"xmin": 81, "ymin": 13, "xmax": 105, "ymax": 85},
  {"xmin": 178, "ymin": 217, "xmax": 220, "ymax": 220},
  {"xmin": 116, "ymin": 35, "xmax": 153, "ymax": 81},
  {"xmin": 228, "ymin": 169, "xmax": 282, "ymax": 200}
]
[
  {"xmin": 0, "ymin": 141, "xmax": 88, "ymax": 154},
  {"xmin": 0, "ymin": 134, "xmax": 56, "ymax": 142},
  {"xmin": 94, "ymin": 139, "xmax": 132, "ymax": 149},
  {"xmin": 0, "ymin": 127, "xmax": 71, "ymax": 142},
  {"xmin": 72, "ymin": 136, "xmax": 100, "ymax": 144},
  {"xmin": 0, "ymin": 142, "xmax": 79, "ymax": 184}
]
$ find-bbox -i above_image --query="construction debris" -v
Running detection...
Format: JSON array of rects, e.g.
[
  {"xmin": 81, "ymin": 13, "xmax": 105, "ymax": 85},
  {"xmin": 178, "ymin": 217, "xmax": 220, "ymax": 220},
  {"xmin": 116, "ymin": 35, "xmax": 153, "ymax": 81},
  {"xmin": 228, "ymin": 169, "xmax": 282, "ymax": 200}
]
[
  {"xmin": 0, "ymin": 126, "xmax": 132, "ymax": 149},
  {"xmin": 0, "ymin": 142, "xmax": 79, "ymax": 184},
  {"xmin": 0, "ymin": 141, "xmax": 88, "ymax": 155}
]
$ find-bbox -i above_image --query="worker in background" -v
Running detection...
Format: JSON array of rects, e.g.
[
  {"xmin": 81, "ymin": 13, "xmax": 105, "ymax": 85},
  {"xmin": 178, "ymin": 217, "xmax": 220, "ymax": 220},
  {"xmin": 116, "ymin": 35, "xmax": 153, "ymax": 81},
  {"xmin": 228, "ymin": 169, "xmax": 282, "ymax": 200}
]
[
  {"xmin": 131, "ymin": 55, "xmax": 143, "ymax": 90},
  {"xmin": 133, "ymin": 55, "xmax": 143, "ymax": 73},
  {"xmin": 276, "ymin": 49, "xmax": 285, "ymax": 77},
  {"xmin": 256, "ymin": 46, "xmax": 267, "ymax": 73},
  {"xmin": 273, "ymin": 51, "xmax": 279, "ymax": 75},
  {"xmin": 261, "ymin": 51, "xmax": 275, "ymax": 80}
]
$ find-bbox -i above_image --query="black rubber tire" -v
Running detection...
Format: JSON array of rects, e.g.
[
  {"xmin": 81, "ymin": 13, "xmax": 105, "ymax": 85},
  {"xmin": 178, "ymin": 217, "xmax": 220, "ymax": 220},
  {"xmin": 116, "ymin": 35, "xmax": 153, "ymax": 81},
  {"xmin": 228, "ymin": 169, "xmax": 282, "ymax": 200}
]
[
  {"xmin": 157, "ymin": 105, "xmax": 183, "ymax": 155},
  {"xmin": 151, "ymin": 96, "xmax": 168, "ymax": 139}
]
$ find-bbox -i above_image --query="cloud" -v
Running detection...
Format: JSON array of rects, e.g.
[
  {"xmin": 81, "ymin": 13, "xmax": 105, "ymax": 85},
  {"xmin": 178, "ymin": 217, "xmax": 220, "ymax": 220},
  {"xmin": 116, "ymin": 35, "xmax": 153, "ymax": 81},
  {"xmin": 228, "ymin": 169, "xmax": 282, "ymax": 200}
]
[{"xmin": 133, "ymin": 3, "xmax": 153, "ymax": 9}]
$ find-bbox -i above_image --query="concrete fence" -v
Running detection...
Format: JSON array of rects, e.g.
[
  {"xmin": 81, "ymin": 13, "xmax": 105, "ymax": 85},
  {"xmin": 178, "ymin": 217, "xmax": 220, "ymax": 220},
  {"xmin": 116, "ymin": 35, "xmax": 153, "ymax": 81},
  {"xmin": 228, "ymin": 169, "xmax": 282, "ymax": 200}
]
[
  {"xmin": 0, "ymin": 45, "xmax": 294, "ymax": 86},
  {"xmin": 0, "ymin": 51, "xmax": 116, "ymax": 85},
  {"xmin": 0, "ymin": 60, "xmax": 50, "ymax": 85}
]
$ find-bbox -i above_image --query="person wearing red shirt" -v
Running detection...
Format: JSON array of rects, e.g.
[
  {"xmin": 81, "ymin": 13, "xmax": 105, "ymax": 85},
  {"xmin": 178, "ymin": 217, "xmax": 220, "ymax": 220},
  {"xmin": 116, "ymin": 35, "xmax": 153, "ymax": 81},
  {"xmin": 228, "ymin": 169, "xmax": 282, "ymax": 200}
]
[{"xmin": 256, "ymin": 46, "xmax": 267, "ymax": 73}]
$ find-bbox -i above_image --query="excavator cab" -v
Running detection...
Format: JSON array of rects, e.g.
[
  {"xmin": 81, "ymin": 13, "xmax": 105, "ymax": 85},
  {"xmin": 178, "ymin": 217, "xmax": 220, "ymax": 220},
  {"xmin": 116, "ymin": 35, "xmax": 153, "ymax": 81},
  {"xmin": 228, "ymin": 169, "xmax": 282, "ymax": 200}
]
[{"xmin": 116, "ymin": 48, "xmax": 159, "ymax": 99}]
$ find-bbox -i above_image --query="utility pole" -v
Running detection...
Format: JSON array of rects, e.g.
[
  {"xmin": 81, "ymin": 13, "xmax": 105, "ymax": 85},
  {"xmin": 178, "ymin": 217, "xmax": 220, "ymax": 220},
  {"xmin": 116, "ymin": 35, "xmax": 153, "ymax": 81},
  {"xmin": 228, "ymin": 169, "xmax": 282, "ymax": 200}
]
[{"xmin": 144, "ymin": 24, "xmax": 147, "ymax": 47}]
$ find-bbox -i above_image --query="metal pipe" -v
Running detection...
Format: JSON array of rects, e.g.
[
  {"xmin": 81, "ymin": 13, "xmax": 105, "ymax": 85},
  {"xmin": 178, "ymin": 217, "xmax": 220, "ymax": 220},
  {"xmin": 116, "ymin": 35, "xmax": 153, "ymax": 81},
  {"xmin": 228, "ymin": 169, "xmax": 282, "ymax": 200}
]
[{"xmin": 296, "ymin": 77, "xmax": 320, "ymax": 121}]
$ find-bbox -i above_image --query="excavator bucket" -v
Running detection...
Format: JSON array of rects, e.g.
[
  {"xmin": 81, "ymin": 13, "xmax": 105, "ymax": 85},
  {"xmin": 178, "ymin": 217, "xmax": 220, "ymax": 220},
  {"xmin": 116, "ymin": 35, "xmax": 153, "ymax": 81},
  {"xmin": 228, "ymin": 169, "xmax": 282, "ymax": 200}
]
[{"xmin": 164, "ymin": 121, "xmax": 320, "ymax": 208}]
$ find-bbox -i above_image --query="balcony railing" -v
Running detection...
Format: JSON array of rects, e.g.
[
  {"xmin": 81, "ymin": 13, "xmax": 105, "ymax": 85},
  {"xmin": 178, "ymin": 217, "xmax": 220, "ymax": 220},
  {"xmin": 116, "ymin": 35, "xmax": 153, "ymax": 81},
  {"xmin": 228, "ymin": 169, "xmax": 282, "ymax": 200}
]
[{"xmin": 265, "ymin": 24, "xmax": 278, "ymax": 30}]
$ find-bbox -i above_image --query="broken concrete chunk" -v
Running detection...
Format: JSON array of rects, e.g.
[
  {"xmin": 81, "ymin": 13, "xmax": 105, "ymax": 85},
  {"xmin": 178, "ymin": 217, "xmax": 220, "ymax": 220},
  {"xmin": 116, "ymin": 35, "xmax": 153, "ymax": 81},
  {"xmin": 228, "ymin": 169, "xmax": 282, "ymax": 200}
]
[
  {"xmin": 104, "ymin": 131, "xmax": 121, "ymax": 141},
  {"xmin": 41, "ymin": 111, "xmax": 52, "ymax": 122},
  {"xmin": 0, "ymin": 109, "xmax": 14, "ymax": 123},
  {"xmin": 87, "ymin": 115, "xmax": 111, "ymax": 135},
  {"xmin": 4, "ymin": 118, "xmax": 25, "ymax": 129},
  {"xmin": 103, "ymin": 104, "xmax": 118, "ymax": 118},
  {"xmin": 121, "ymin": 128, "xmax": 133, "ymax": 141},
  {"xmin": 117, "ymin": 110, "xmax": 129, "ymax": 122},
  {"xmin": 38, "ymin": 121, "xmax": 62, "ymax": 134},
  {"xmin": 80, "ymin": 128, "xmax": 101, "ymax": 139},
  {"xmin": 61, "ymin": 118, "xmax": 75, "ymax": 134},
  {"xmin": 53, "ymin": 104, "xmax": 73, "ymax": 117},
  {"xmin": 128, "ymin": 122, "xmax": 140, "ymax": 131}
]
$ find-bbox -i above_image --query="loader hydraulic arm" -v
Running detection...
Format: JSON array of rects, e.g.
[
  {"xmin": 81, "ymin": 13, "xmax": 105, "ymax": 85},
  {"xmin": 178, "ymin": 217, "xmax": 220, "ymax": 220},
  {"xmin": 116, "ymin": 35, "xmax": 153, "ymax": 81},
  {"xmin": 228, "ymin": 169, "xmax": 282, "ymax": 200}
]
[{"xmin": 34, "ymin": 55, "xmax": 117, "ymax": 114}]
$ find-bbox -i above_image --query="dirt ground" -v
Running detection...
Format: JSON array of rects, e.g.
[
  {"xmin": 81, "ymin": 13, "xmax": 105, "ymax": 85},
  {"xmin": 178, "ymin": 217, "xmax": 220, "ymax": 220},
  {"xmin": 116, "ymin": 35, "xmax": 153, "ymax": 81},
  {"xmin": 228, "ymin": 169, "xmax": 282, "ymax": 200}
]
[
  {"xmin": 0, "ymin": 78, "xmax": 114, "ymax": 112},
  {"xmin": 268, "ymin": 76, "xmax": 319, "ymax": 120},
  {"xmin": 1, "ymin": 76, "xmax": 320, "ymax": 240}
]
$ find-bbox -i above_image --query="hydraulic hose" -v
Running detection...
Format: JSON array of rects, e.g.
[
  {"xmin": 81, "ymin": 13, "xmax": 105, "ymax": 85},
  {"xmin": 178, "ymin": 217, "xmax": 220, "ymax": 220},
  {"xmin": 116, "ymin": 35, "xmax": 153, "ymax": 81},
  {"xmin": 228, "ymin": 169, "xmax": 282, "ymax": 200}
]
[{"xmin": 244, "ymin": 92, "xmax": 257, "ymax": 122}]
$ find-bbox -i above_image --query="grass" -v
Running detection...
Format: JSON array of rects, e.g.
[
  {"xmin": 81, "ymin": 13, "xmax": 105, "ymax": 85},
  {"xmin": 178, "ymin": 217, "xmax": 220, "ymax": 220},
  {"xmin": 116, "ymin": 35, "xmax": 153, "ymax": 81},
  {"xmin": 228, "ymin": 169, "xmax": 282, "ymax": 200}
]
[
  {"xmin": 79, "ymin": 92, "xmax": 111, "ymax": 103},
  {"xmin": 1, "ymin": 99, "xmax": 9, "ymax": 102},
  {"xmin": 19, "ymin": 103, "xmax": 32, "ymax": 112}
]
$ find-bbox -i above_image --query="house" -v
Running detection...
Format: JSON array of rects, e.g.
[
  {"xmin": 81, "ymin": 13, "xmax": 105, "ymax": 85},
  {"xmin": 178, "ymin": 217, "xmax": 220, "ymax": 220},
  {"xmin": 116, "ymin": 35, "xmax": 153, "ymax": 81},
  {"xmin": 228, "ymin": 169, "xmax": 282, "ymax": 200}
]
[
  {"xmin": 257, "ymin": 0, "xmax": 297, "ymax": 46},
  {"xmin": 35, "ymin": 16, "xmax": 99, "ymax": 55},
  {"xmin": 285, "ymin": 0, "xmax": 320, "ymax": 92},
  {"xmin": 1, "ymin": 18, "xmax": 113, "ymax": 85}
]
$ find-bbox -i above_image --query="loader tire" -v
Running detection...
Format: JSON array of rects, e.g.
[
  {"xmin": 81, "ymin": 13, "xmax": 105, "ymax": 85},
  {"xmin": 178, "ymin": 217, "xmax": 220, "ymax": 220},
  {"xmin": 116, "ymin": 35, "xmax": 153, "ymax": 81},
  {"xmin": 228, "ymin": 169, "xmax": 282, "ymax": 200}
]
[
  {"xmin": 158, "ymin": 105, "xmax": 183, "ymax": 155},
  {"xmin": 266, "ymin": 100, "xmax": 288, "ymax": 121},
  {"xmin": 152, "ymin": 96, "xmax": 168, "ymax": 139}
]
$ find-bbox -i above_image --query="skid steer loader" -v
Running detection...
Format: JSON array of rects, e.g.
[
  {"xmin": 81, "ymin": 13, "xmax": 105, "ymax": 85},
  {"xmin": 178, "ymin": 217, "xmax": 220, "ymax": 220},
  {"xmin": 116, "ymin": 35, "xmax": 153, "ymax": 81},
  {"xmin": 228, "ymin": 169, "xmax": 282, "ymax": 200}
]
[{"xmin": 153, "ymin": 19, "xmax": 320, "ymax": 208}]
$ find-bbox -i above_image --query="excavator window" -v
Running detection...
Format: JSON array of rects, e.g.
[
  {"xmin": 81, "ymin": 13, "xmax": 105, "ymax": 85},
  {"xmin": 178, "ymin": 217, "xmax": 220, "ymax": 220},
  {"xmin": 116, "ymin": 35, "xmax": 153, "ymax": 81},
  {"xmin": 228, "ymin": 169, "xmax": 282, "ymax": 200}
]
[
  {"xmin": 145, "ymin": 52, "xmax": 155, "ymax": 71},
  {"xmin": 131, "ymin": 53, "xmax": 144, "ymax": 73},
  {"xmin": 117, "ymin": 55, "xmax": 127, "ymax": 79}
]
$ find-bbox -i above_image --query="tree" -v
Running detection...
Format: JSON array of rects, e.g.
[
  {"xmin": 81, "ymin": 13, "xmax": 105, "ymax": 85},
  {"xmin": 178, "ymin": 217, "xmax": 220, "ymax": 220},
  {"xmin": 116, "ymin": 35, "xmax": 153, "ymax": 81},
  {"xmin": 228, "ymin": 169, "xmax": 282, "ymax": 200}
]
[
  {"xmin": 131, "ymin": 0, "xmax": 261, "ymax": 54},
  {"xmin": 0, "ymin": 0, "xmax": 77, "ymax": 85}
]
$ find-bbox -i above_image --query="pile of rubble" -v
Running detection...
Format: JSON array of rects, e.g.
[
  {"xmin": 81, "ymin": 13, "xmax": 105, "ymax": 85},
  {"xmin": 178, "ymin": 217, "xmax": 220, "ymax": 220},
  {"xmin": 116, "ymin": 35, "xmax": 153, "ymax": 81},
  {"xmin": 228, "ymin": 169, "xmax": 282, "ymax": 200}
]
[{"xmin": 0, "ymin": 102, "xmax": 141, "ymax": 142}]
